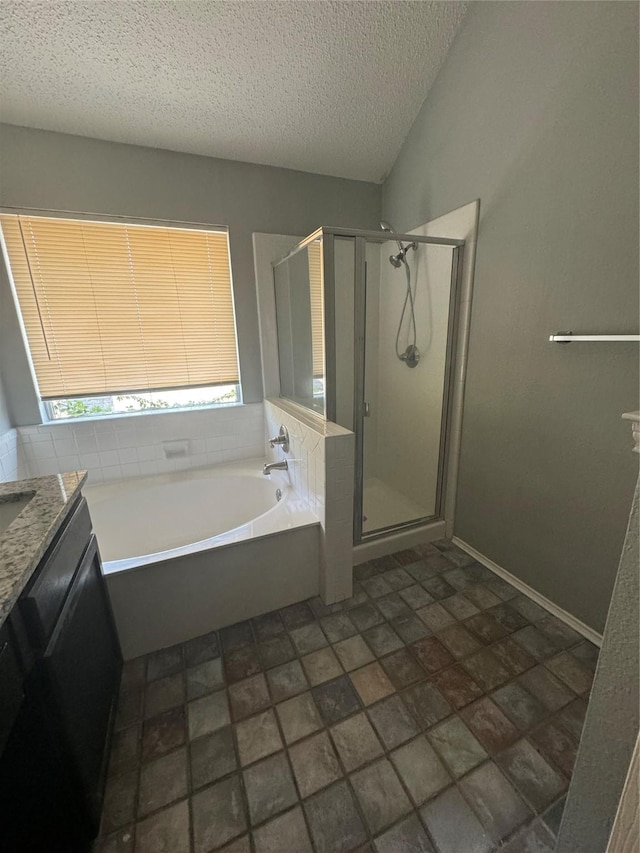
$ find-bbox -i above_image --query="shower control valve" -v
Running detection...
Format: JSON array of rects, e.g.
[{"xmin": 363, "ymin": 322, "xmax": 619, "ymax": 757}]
[{"xmin": 269, "ymin": 425, "xmax": 290, "ymax": 453}]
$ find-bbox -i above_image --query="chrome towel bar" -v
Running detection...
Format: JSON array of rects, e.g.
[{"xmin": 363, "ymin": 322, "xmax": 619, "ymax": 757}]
[{"xmin": 549, "ymin": 331, "xmax": 640, "ymax": 343}]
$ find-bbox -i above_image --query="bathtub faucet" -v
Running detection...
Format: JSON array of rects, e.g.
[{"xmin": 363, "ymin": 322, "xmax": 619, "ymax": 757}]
[{"xmin": 263, "ymin": 459, "xmax": 288, "ymax": 476}]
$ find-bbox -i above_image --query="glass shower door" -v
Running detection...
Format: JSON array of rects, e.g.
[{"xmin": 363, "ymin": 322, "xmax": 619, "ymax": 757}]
[{"xmin": 356, "ymin": 235, "xmax": 460, "ymax": 539}]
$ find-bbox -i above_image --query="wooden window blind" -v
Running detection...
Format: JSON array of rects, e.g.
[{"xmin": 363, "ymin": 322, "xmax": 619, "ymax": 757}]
[
  {"xmin": 0, "ymin": 214, "xmax": 240, "ymax": 400},
  {"xmin": 307, "ymin": 240, "xmax": 325, "ymax": 378}
]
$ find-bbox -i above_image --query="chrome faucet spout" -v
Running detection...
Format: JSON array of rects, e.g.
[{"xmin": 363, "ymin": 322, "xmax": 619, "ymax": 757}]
[{"xmin": 263, "ymin": 459, "xmax": 288, "ymax": 475}]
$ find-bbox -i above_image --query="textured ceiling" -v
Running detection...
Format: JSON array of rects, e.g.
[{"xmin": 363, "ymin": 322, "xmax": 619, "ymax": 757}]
[{"xmin": 0, "ymin": 1, "xmax": 467, "ymax": 183}]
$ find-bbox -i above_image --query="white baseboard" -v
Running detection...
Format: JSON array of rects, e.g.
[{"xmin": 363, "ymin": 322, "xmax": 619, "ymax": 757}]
[{"xmin": 452, "ymin": 536, "xmax": 603, "ymax": 648}]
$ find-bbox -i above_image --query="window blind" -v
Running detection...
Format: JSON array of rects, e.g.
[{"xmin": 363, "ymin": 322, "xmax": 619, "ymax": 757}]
[
  {"xmin": 0, "ymin": 214, "xmax": 240, "ymax": 399},
  {"xmin": 307, "ymin": 240, "xmax": 325, "ymax": 378}
]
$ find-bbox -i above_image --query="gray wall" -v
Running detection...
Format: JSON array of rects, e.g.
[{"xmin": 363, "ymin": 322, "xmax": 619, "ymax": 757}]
[
  {"xmin": 557, "ymin": 476, "xmax": 639, "ymax": 853},
  {"xmin": 382, "ymin": 1, "xmax": 639, "ymax": 631},
  {"xmin": 0, "ymin": 374, "xmax": 10, "ymax": 435},
  {"xmin": 0, "ymin": 124, "xmax": 380, "ymax": 421}
]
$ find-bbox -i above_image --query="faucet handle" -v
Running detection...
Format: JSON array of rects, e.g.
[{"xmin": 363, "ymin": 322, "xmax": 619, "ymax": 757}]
[{"xmin": 268, "ymin": 425, "xmax": 289, "ymax": 452}]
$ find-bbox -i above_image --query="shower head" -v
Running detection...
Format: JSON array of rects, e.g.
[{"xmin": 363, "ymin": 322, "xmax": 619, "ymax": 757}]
[
  {"xmin": 380, "ymin": 220, "xmax": 417, "ymax": 267},
  {"xmin": 380, "ymin": 221, "xmax": 404, "ymax": 254}
]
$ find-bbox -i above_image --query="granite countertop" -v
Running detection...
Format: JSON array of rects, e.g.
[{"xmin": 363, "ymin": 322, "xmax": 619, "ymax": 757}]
[{"xmin": 0, "ymin": 471, "xmax": 87, "ymax": 627}]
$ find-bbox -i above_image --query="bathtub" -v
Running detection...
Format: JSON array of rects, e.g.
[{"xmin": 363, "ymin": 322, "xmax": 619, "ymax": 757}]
[{"xmin": 85, "ymin": 459, "xmax": 321, "ymax": 658}]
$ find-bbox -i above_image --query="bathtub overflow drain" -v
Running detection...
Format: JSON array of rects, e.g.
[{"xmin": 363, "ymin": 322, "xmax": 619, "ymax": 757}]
[{"xmin": 275, "ymin": 488, "xmax": 282, "ymax": 502}]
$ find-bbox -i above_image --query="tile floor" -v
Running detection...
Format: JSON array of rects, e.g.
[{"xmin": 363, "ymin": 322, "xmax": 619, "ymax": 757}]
[{"xmin": 95, "ymin": 539, "xmax": 598, "ymax": 853}]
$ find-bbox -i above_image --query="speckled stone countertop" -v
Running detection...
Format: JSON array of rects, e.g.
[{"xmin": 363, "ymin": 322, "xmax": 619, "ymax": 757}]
[{"xmin": 0, "ymin": 471, "xmax": 87, "ymax": 627}]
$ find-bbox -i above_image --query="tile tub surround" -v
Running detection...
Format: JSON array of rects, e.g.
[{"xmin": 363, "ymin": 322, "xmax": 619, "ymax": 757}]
[
  {"xmin": 17, "ymin": 403, "xmax": 265, "ymax": 485},
  {"xmin": 94, "ymin": 541, "xmax": 597, "ymax": 852},
  {"xmin": 265, "ymin": 399, "xmax": 355, "ymax": 605},
  {"xmin": 0, "ymin": 427, "xmax": 27, "ymax": 483},
  {"xmin": 0, "ymin": 470, "xmax": 86, "ymax": 625}
]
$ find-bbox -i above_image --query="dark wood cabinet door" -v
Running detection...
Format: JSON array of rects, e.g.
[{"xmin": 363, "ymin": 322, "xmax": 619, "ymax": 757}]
[{"xmin": 39, "ymin": 534, "xmax": 122, "ymax": 830}]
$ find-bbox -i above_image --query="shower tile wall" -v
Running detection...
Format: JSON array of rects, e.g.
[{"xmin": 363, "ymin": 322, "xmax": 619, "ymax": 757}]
[
  {"xmin": 16, "ymin": 403, "xmax": 265, "ymax": 484},
  {"xmin": 265, "ymin": 399, "xmax": 354, "ymax": 603}
]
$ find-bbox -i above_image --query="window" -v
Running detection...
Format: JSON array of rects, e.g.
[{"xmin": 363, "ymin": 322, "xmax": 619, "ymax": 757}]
[
  {"xmin": 307, "ymin": 239, "xmax": 325, "ymax": 383},
  {"xmin": 0, "ymin": 213, "xmax": 241, "ymax": 419}
]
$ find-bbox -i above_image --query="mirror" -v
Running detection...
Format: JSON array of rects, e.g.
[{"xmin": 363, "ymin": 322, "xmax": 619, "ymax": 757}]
[{"xmin": 273, "ymin": 237, "xmax": 325, "ymax": 414}]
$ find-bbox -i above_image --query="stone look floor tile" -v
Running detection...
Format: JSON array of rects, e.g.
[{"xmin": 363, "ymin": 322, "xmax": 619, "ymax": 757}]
[
  {"xmin": 320, "ymin": 612, "xmax": 357, "ymax": 643},
  {"xmin": 349, "ymin": 603, "xmax": 384, "ymax": 632},
  {"xmin": 491, "ymin": 637, "xmax": 537, "ymax": 676},
  {"xmin": 351, "ymin": 757, "xmax": 413, "ymax": 834},
  {"xmin": 236, "ymin": 709, "xmax": 283, "ymax": 765},
  {"xmin": 147, "ymin": 646, "xmax": 183, "ymax": 682},
  {"xmin": 431, "ymin": 665, "xmax": 484, "ymax": 710},
  {"xmin": 399, "ymin": 584, "xmax": 434, "ymax": 610},
  {"xmin": 437, "ymin": 623, "xmax": 482, "ymax": 659},
  {"xmin": 224, "ymin": 644, "xmax": 262, "ymax": 683},
  {"xmin": 427, "ymin": 716, "xmax": 487, "ymax": 778},
  {"xmin": 380, "ymin": 648, "xmax": 426, "ymax": 689},
  {"xmin": 532, "ymin": 720, "xmax": 578, "ymax": 777},
  {"xmin": 350, "ymin": 662, "xmax": 395, "ymax": 705},
  {"xmin": 366, "ymin": 694, "xmax": 420, "ymax": 750},
  {"xmin": 188, "ymin": 690, "xmax": 230, "ymax": 739},
  {"xmin": 416, "ymin": 602, "xmax": 456, "ymax": 633},
  {"xmin": 253, "ymin": 806, "xmax": 313, "ymax": 853},
  {"xmin": 281, "ymin": 601, "xmax": 315, "ymax": 629},
  {"xmin": 243, "ymin": 752, "xmax": 298, "ymax": 825},
  {"xmin": 190, "ymin": 726, "xmax": 237, "ymax": 789},
  {"xmin": 330, "ymin": 712, "xmax": 383, "ymax": 771},
  {"xmin": 460, "ymin": 697, "xmax": 520, "ymax": 753},
  {"xmin": 183, "ymin": 631, "xmax": 220, "ymax": 668},
  {"xmin": 442, "ymin": 593, "xmax": 481, "ymax": 621},
  {"xmin": 403, "ymin": 681, "xmax": 452, "ymax": 729},
  {"xmin": 546, "ymin": 651, "xmax": 593, "ymax": 694},
  {"xmin": 496, "ymin": 738, "xmax": 566, "ymax": 811},
  {"xmin": 492, "ymin": 682, "xmax": 548, "ymax": 731},
  {"xmin": 374, "ymin": 814, "xmax": 435, "ymax": 853},
  {"xmin": 142, "ymin": 707, "xmax": 186, "ymax": 762},
  {"xmin": 410, "ymin": 636, "xmax": 454, "ymax": 673},
  {"xmin": 186, "ymin": 657, "xmax": 224, "ymax": 701},
  {"xmin": 276, "ymin": 692, "xmax": 323, "ymax": 744},
  {"xmin": 144, "ymin": 672, "xmax": 184, "ymax": 718},
  {"xmin": 289, "ymin": 731, "xmax": 342, "ymax": 798},
  {"xmin": 312, "ymin": 675, "xmax": 362, "ymax": 724},
  {"xmin": 95, "ymin": 541, "xmax": 597, "ymax": 853},
  {"xmin": 518, "ymin": 666, "xmax": 574, "ymax": 712},
  {"xmin": 220, "ymin": 622, "xmax": 254, "ymax": 652},
  {"xmin": 252, "ymin": 610, "xmax": 285, "ymax": 641},
  {"xmin": 290, "ymin": 622, "xmax": 329, "ymax": 655},
  {"xmin": 135, "ymin": 799, "xmax": 190, "ymax": 853},
  {"xmin": 421, "ymin": 787, "xmax": 493, "ymax": 853},
  {"xmin": 334, "ymin": 635, "xmax": 375, "ymax": 671},
  {"xmin": 259, "ymin": 635, "xmax": 296, "ymax": 669},
  {"xmin": 390, "ymin": 736, "xmax": 450, "ymax": 805},
  {"xmin": 460, "ymin": 761, "xmax": 532, "ymax": 842},
  {"xmin": 228, "ymin": 673, "xmax": 270, "ymax": 721},
  {"xmin": 362, "ymin": 623, "xmax": 404, "ymax": 657},
  {"xmin": 462, "ymin": 648, "xmax": 511, "ymax": 691},
  {"xmin": 192, "ymin": 775, "xmax": 247, "ymax": 852},
  {"xmin": 138, "ymin": 748, "xmax": 188, "ymax": 817},
  {"xmin": 304, "ymin": 781, "xmax": 367, "ymax": 853},
  {"xmin": 267, "ymin": 660, "xmax": 309, "ymax": 702},
  {"xmin": 301, "ymin": 647, "xmax": 343, "ymax": 685},
  {"xmin": 391, "ymin": 612, "xmax": 430, "ymax": 644}
]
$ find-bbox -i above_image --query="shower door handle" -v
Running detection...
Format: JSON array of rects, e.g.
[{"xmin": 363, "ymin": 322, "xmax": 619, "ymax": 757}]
[{"xmin": 363, "ymin": 402, "xmax": 371, "ymax": 418}]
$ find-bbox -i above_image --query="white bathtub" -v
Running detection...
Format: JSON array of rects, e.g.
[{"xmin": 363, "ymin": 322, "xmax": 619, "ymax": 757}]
[{"xmin": 85, "ymin": 459, "xmax": 321, "ymax": 658}]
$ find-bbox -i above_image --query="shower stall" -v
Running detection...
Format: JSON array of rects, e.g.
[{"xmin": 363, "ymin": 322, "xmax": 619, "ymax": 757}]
[{"xmin": 272, "ymin": 223, "xmax": 467, "ymax": 546}]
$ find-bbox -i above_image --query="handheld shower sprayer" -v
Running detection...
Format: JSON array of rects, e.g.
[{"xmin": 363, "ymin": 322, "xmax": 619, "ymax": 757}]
[{"xmin": 379, "ymin": 221, "xmax": 421, "ymax": 368}]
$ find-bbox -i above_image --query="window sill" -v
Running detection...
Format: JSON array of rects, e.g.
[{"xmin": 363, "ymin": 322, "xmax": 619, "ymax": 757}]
[{"xmin": 38, "ymin": 401, "xmax": 248, "ymax": 428}]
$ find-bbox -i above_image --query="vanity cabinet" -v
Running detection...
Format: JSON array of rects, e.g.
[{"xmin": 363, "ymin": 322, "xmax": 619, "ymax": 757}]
[{"xmin": 0, "ymin": 495, "xmax": 121, "ymax": 852}]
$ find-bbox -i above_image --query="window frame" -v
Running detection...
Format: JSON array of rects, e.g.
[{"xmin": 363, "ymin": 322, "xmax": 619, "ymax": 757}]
[{"xmin": 0, "ymin": 207, "xmax": 244, "ymax": 424}]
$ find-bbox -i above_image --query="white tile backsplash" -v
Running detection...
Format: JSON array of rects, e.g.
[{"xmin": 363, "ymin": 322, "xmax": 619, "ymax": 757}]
[
  {"xmin": 0, "ymin": 428, "xmax": 27, "ymax": 482},
  {"xmin": 17, "ymin": 404, "xmax": 265, "ymax": 484}
]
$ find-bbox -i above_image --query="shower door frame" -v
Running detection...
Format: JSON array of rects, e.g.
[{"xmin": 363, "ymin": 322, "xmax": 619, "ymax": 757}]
[
  {"xmin": 273, "ymin": 226, "xmax": 465, "ymax": 545},
  {"xmin": 343, "ymin": 230, "xmax": 465, "ymax": 545}
]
